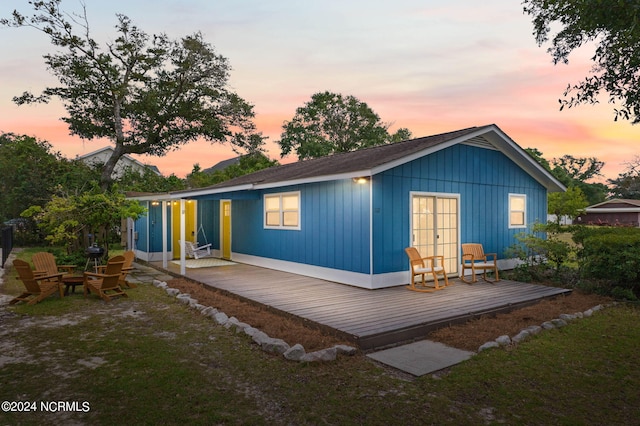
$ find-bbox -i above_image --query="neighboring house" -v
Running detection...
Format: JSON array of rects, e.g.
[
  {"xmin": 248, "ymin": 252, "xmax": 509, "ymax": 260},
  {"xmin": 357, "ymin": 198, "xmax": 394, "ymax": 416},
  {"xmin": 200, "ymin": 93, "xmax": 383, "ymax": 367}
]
[
  {"xmin": 203, "ymin": 156, "xmax": 242, "ymax": 174},
  {"xmin": 128, "ymin": 124, "xmax": 565, "ymax": 289},
  {"xmin": 578, "ymin": 199, "xmax": 640, "ymax": 227},
  {"xmin": 78, "ymin": 146, "xmax": 161, "ymax": 178}
]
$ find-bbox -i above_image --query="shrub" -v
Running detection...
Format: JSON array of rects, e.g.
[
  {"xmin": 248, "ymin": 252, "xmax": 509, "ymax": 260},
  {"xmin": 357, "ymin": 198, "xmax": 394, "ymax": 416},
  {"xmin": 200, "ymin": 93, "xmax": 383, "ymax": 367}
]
[
  {"xmin": 578, "ymin": 230, "xmax": 640, "ymax": 296},
  {"xmin": 505, "ymin": 222, "xmax": 573, "ymax": 282}
]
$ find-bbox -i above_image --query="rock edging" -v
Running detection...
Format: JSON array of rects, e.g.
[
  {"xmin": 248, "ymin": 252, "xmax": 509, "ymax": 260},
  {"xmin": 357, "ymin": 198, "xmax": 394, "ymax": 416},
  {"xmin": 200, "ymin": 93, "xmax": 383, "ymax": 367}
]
[
  {"xmin": 153, "ymin": 279, "xmax": 358, "ymax": 362},
  {"xmin": 477, "ymin": 303, "xmax": 611, "ymax": 352}
]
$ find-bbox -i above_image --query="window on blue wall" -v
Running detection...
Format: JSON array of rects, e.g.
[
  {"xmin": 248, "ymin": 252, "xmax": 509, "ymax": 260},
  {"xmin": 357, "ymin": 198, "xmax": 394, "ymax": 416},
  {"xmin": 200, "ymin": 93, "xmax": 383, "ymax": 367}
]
[
  {"xmin": 509, "ymin": 194, "xmax": 527, "ymax": 228},
  {"xmin": 264, "ymin": 192, "xmax": 301, "ymax": 230}
]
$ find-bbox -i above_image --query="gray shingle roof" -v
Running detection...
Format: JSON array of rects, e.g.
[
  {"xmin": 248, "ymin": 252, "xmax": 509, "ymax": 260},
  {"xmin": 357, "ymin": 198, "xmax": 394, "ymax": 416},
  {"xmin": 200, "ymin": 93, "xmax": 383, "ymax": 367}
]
[
  {"xmin": 134, "ymin": 123, "xmax": 564, "ymax": 201},
  {"xmin": 204, "ymin": 126, "xmax": 482, "ymax": 189}
]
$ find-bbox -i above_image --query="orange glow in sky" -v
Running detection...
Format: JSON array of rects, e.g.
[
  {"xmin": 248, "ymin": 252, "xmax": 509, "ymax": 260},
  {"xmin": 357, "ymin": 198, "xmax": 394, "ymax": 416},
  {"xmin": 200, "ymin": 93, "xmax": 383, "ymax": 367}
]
[{"xmin": 0, "ymin": 1, "xmax": 637, "ymax": 181}]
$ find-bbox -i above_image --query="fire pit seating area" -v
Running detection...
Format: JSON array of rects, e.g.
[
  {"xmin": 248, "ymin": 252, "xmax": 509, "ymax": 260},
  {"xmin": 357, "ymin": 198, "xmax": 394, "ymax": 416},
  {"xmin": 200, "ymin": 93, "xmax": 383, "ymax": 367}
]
[{"xmin": 21, "ymin": 250, "xmax": 135, "ymax": 301}]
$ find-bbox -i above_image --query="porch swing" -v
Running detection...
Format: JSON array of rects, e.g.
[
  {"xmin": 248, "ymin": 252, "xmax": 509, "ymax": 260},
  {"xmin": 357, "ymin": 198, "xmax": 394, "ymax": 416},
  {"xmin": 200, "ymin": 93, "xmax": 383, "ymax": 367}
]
[{"xmin": 180, "ymin": 205, "xmax": 212, "ymax": 259}]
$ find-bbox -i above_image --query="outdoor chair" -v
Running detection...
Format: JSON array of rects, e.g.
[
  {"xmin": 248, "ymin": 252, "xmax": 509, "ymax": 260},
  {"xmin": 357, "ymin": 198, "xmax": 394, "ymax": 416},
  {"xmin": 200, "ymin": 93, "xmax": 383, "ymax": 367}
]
[
  {"xmin": 180, "ymin": 240, "xmax": 212, "ymax": 259},
  {"xmin": 83, "ymin": 255, "xmax": 127, "ymax": 302},
  {"xmin": 461, "ymin": 243, "xmax": 500, "ymax": 284},
  {"xmin": 10, "ymin": 259, "xmax": 64, "ymax": 305},
  {"xmin": 404, "ymin": 247, "xmax": 450, "ymax": 292},
  {"xmin": 32, "ymin": 252, "xmax": 76, "ymax": 280},
  {"xmin": 96, "ymin": 250, "xmax": 136, "ymax": 288}
]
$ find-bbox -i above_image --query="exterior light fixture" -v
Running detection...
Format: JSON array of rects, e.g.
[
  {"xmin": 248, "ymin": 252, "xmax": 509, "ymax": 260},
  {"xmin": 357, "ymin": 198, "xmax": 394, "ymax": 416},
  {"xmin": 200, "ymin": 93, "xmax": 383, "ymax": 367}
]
[
  {"xmin": 353, "ymin": 177, "xmax": 369, "ymax": 184},
  {"xmin": 151, "ymin": 201, "xmax": 160, "ymax": 206}
]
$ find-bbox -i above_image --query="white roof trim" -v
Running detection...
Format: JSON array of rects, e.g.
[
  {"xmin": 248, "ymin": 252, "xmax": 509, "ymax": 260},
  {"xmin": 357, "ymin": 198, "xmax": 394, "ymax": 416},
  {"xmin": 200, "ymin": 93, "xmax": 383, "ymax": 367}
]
[
  {"xmin": 252, "ymin": 170, "xmax": 372, "ymax": 190},
  {"xmin": 585, "ymin": 208, "xmax": 640, "ymax": 213},
  {"xmin": 587, "ymin": 198, "xmax": 640, "ymax": 209}
]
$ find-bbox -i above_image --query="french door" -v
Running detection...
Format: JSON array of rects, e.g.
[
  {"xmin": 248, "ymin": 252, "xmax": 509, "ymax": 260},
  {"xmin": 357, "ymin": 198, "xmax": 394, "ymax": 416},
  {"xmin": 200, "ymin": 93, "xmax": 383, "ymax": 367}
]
[{"xmin": 411, "ymin": 193, "xmax": 459, "ymax": 275}]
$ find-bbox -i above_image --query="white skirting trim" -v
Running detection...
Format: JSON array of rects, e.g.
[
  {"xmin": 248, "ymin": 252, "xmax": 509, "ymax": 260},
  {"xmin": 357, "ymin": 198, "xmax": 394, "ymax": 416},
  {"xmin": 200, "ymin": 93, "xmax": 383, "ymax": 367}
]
[
  {"xmin": 144, "ymin": 249, "xmax": 520, "ymax": 289},
  {"xmin": 231, "ymin": 253, "xmax": 414, "ymax": 290}
]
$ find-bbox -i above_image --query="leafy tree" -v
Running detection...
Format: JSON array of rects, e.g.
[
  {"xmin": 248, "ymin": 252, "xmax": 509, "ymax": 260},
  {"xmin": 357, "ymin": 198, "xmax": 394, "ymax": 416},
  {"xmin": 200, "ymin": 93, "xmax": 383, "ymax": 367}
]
[
  {"xmin": 548, "ymin": 185, "xmax": 588, "ymax": 225},
  {"xmin": 550, "ymin": 155, "xmax": 608, "ymax": 205},
  {"xmin": 22, "ymin": 184, "xmax": 145, "ymax": 255},
  {"xmin": 608, "ymin": 155, "xmax": 640, "ymax": 199},
  {"xmin": 526, "ymin": 148, "xmax": 607, "ymax": 205},
  {"xmin": 0, "ymin": 133, "xmax": 62, "ymax": 222},
  {"xmin": 0, "ymin": 133, "xmax": 98, "ymax": 223},
  {"xmin": 2, "ymin": 0, "xmax": 264, "ymax": 189},
  {"xmin": 278, "ymin": 91, "xmax": 412, "ymax": 160},
  {"xmin": 118, "ymin": 167, "xmax": 186, "ymax": 193},
  {"xmin": 185, "ymin": 153, "xmax": 279, "ymax": 188},
  {"xmin": 551, "ymin": 155, "xmax": 604, "ymax": 183},
  {"xmin": 523, "ymin": 0, "xmax": 640, "ymax": 123}
]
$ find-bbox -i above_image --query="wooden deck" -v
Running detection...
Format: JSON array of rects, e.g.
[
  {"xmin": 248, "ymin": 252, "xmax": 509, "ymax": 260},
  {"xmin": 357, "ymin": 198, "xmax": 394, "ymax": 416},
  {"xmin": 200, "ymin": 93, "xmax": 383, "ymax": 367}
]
[{"xmin": 155, "ymin": 261, "xmax": 571, "ymax": 350}]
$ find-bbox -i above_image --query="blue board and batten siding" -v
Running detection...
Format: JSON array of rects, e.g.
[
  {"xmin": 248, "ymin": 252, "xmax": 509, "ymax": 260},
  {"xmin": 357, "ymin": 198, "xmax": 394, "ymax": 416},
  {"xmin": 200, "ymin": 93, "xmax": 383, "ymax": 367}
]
[
  {"xmin": 133, "ymin": 201, "xmax": 172, "ymax": 256},
  {"xmin": 372, "ymin": 143, "xmax": 547, "ymax": 276},
  {"xmin": 132, "ymin": 138, "xmax": 550, "ymax": 288},
  {"xmin": 231, "ymin": 181, "xmax": 371, "ymax": 274}
]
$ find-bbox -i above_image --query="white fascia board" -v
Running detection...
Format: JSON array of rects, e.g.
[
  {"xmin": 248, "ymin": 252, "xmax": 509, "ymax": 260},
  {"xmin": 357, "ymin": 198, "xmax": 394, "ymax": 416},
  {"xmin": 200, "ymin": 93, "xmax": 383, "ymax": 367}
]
[
  {"xmin": 474, "ymin": 127, "xmax": 566, "ymax": 193},
  {"xmin": 169, "ymin": 184, "xmax": 254, "ymax": 199},
  {"xmin": 127, "ymin": 193, "xmax": 171, "ymax": 202},
  {"xmin": 585, "ymin": 207, "xmax": 640, "ymax": 213},
  {"xmin": 587, "ymin": 199, "xmax": 640, "ymax": 209},
  {"xmin": 78, "ymin": 146, "xmax": 113, "ymax": 159},
  {"xmin": 252, "ymin": 170, "xmax": 372, "ymax": 190}
]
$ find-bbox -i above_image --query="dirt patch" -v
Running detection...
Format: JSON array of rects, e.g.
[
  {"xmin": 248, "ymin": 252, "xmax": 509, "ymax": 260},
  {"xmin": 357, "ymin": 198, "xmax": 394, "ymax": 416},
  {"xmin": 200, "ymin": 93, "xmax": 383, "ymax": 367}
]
[{"xmin": 167, "ymin": 278, "xmax": 611, "ymax": 352}]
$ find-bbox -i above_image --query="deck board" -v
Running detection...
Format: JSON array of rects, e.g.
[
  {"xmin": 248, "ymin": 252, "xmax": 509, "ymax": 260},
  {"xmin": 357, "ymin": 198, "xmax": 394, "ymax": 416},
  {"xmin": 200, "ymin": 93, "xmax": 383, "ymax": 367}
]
[{"xmin": 155, "ymin": 262, "xmax": 570, "ymax": 349}]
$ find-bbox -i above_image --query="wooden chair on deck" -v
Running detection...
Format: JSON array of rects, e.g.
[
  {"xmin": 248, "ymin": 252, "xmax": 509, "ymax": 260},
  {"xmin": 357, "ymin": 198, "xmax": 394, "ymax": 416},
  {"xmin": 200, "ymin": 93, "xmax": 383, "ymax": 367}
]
[
  {"xmin": 461, "ymin": 243, "xmax": 500, "ymax": 284},
  {"xmin": 10, "ymin": 259, "xmax": 64, "ymax": 305},
  {"xmin": 83, "ymin": 255, "xmax": 127, "ymax": 302},
  {"xmin": 404, "ymin": 247, "xmax": 450, "ymax": 292}
]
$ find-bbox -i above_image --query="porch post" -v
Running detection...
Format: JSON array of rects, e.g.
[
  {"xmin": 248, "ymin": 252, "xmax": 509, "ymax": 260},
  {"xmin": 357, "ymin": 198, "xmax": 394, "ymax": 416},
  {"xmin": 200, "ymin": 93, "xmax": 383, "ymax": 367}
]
[
  {"xmin": 180, "ymin": 199, "xmax": 186, "ymax": 276},
  {"xmin": 162, "ymin": 200, "xmax": 168, "ymax": 268}
]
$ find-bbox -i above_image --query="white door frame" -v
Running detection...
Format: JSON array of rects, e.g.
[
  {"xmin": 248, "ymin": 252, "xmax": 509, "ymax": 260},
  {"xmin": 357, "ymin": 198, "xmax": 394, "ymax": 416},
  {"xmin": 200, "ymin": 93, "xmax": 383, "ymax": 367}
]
[{"xmin": 409, "ymin": 191, "xmax": 461, "ymax": 276}]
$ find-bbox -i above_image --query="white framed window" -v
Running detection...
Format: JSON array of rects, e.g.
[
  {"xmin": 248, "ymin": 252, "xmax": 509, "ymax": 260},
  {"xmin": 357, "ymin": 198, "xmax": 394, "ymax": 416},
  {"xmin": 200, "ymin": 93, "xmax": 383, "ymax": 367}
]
[
  {"xmin": 264, "ymin": 192, "xmax": 301, "ymax": 230},
  {"xmin": 509, "ymin": 194, "xmax": 527, "ymax": 228}
]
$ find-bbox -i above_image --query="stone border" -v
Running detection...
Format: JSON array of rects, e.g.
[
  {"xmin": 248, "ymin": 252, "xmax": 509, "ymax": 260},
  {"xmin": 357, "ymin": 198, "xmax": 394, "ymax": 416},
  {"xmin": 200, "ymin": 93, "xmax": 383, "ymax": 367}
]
[
  {"xmin": 152, "ymin": 279, "xmax": 358, "ymax": 362},
  {"xmin": 477, "ymin": 303, "xmax": 612, "ymax": 352}
]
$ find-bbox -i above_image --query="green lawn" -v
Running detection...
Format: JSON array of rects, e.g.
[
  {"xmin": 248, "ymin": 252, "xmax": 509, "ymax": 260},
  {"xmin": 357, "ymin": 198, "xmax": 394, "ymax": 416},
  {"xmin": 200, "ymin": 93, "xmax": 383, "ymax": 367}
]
[{"xmin": 1, "ymin": 250, "xmax": 639, "ymax": 425}]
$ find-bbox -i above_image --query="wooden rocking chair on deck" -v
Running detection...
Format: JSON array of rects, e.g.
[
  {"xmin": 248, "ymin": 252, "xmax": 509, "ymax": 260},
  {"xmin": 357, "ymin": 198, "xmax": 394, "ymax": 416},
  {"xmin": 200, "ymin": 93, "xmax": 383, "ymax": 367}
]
[
  {"xmin": 404, "ymin": 247, "xmax": 450, "ymax": 292},
  {"xmin": 461, "ymin": 243, "xmax": 500, "ymax": 284}
]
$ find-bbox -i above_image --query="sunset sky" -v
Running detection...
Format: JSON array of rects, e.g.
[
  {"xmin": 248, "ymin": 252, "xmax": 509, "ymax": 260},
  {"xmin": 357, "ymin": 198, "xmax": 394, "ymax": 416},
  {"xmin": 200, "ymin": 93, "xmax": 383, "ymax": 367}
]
[{"xmin": 0, "ymin": 0, "xmax": 637, "ymax": 181}]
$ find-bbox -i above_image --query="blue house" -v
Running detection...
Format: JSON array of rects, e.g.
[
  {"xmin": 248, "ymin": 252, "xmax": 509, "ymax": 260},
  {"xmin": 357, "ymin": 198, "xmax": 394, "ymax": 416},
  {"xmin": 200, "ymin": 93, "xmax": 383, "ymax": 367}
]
[{"xmin": 128, "ymin": 124, "xmax": 565, "ymax": 289}]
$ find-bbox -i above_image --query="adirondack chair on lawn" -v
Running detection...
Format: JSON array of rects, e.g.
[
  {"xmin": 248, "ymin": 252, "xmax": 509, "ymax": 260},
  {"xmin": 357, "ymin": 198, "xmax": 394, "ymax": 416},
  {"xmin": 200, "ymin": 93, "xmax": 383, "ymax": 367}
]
[
  {"xmin": 96, "ymin": 250, "xmax": 136, "ymax": 288},
  {"xmin": 11, "ymin": 259, "xmax": 64, "ymax": 305},
  {"xmin": 32, "ymin": 252, "xmax": 76, "ymax": 280},
  {"xmin": 83, "ymin": 255, "xmax": 127, "ymax": 302}
]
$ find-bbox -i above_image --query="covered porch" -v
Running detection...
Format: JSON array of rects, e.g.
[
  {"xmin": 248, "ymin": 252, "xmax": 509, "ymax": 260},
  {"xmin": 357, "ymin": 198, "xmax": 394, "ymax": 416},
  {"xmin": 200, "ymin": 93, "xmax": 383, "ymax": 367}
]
[{"xmin": 152, "ymin": 260, "xmax": 571, "ymax": 350}]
